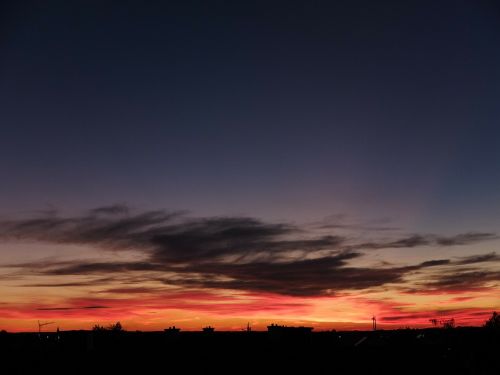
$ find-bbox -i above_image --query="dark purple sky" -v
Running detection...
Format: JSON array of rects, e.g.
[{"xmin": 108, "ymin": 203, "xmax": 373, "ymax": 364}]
[{"xmin": 1, "ymin": 0, "xmax": 499, "ymax": 231}]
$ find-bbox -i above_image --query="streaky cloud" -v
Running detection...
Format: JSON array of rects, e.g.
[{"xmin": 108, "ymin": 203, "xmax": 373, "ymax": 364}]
[
  {"xmin": 456, "ymin": 252, "xmax": 500, "ymax": 265},
  {"xmin": 36, "ymin": 305, "xmax": 109, "ymax": 311},
  {"xmin": 0, "ymin": 205, "xmax": 498, "ymax": 297},
  {"xmin": 436, "ymin": 232, "xmax": 498, "ymax": 246}
]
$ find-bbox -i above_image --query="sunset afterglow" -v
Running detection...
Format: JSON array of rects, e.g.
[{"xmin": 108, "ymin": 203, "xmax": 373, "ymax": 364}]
[{"xmin": 1, "ymin": 1, "xmax": 499, "ymax": 334}]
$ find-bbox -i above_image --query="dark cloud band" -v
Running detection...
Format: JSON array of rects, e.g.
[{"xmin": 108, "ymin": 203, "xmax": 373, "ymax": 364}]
[{"xmin": 0, "ymin": 205, "xmax": 498, "ymax": 296}]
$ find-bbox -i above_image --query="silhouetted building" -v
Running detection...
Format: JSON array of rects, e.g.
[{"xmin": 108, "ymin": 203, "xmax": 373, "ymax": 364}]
[
  {"xmin": 267, "ymin": 324, "xmax": 313, "ymax": 333},
  {"xmin": 203, "ymin": 326, "xmax": 215, "ymax": 333},
  {"xmin": 164, "ymin": 326, "xmax": 181, "ymax": 334}
]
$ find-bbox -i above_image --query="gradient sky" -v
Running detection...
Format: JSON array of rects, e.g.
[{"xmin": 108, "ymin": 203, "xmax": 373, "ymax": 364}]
[{"xmin": 1, "ymin": 0, "xmax": 499, "ymax": 332}]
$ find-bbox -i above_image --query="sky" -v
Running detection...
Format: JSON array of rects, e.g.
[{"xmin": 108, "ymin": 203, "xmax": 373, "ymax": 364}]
[{"xmin": 0, "ymin": 0, "xmax": 499, "ymax": 332}]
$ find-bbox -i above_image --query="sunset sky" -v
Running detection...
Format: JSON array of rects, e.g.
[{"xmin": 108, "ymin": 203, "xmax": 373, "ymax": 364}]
[{"xmin": 1, "ymin": 0, "xmax": 499, "ymax": 332}]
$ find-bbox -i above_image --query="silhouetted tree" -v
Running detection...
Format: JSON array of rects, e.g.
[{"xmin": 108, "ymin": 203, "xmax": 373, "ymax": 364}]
[
  {"xmin": 108, "ymin": 321, "xmax": 123, "ymax": 332},
  {"xmin": 429, "ymin": 318, "xmax": 455, "ymax": 329},
  {"xmin": 442, "ymin": 319, "xmax": 455, "ymax": 329},
  {"xmin": 484, "ymin": 311, "xmax": 500, "ymax": 330},
  {"xmin": 92, "ymin": 324, "xmax": 106, "ymax": 331}
]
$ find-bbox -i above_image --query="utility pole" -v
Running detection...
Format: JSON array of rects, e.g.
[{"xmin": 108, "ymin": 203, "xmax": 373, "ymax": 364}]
[
  {"xmin": 38, "ymin": 320, "xmax": 55, "ymax": 338},
  {"xmin": 372, "ymin": 316, "xmax": 377, "ymax": 331}
]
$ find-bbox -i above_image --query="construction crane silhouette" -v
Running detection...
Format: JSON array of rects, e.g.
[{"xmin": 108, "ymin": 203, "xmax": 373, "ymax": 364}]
[{"xmin": 38, "ymin": 320, "xmax": 55, "ymax": 337}]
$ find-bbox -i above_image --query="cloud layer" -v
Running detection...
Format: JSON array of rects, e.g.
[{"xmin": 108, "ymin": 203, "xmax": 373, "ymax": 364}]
[
  {"xmin": 0, "ymin": 205, "xmax": 500, "ymax": 296},
  {"xmin": 1, "ymin": 205, "xmax": 499, "ymax": 297}
]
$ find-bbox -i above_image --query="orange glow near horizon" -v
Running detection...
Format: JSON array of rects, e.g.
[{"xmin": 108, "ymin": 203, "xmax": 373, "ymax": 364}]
[
  {"xmin": 0, "ymin": 210, "xmax": 499, "ymax": 333},
  {"xmin": 0, "ymin": 288, "xmax": 497, "ymax": 332}
]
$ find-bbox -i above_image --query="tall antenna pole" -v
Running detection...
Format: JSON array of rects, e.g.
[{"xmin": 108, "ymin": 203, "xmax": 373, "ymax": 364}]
[
  {"xmin": 372, "ymin": 316, "xmax": 377, "ymax": 331},
  {"xmin": 38, "ymin": 320, "xmax": 55, "ymax": 338}
]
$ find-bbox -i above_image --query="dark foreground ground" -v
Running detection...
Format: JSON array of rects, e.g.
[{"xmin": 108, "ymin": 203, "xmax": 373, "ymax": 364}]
[{"xmin": 1, "ymin": 328, "xmax": 499, "ymax": 374}]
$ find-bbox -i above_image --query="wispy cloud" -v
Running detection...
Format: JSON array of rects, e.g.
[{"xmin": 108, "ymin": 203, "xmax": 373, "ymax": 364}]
[
  {"xmin": 0, "ymin": 205, "xmax": 498, "ymax": 297},
  {"xmin": 420, "ymin": 270, "xmax": 500, "ymax": 292},
  {"xmin": 436, "ymin": 232, "xmax": 498, "ymax": 246},
  {"xmin": 357, "ymin": 233, "xmax": 497, "ymax": 250},
  {"xmin": 36, "ymin": 305, "xmax": 109, "ymax": 311},
  {"xmin": 455, "ymin": 252, "xmax": 500, "ymax": 265}
]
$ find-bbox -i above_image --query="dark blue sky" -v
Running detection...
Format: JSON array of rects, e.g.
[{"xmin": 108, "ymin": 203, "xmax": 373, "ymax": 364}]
[{"xmin": 1, "ymin": 0, "xmax": 499, "ymax": 231}]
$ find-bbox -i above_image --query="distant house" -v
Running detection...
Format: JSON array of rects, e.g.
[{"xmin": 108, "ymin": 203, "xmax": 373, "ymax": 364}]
[
  {"xmin": 202, "ymin": 326, "xmax": 215, "ymax": 333},
  {"xmin": 267, "ymin": 324, "xmax": 313, "ymax": 333},
  {"xmin": 164, "ymin": 326, "xmax": 181, "ymax": 333}
]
